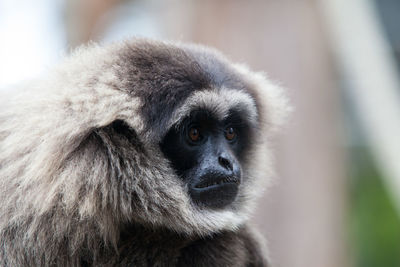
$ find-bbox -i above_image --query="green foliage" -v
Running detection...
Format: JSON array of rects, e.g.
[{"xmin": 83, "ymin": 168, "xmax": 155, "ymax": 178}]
[{"xmin": 349, "ymin": 147, "xmax": 400, "ymax": 267}]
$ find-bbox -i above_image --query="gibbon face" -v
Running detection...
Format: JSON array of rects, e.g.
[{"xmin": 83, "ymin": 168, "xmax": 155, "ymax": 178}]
[{"xmin": 160, "ymin": 108, "xmax": 254, "ymax": 209}]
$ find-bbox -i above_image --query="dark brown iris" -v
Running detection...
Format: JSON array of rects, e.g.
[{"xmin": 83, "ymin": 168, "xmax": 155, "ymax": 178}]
[
  {"xmin": 189, "ymin": 127, "xmax": 200, "ymax": 142},
  {"xmin": 225, "ymin": 127, "xmax": 236, "ymax": 141}
]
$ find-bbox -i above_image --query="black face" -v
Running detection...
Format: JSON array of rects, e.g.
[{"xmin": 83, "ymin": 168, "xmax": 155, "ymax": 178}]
[{"xmin": 160, "ymin": 109, "xmax": 251, "ymax": 209}]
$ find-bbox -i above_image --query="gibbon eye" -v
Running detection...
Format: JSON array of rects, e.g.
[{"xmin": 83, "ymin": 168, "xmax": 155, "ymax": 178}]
[
  {"xmin": 225, "ymin": 127, "xmax": 236, "ymax": 141},
  {"xmin": 188, "ymin": 127, "xmax": 201, "ymax": 142}
]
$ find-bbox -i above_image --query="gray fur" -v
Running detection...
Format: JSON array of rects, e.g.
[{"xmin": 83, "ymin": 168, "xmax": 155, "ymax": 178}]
[{"xmin": 0, "ymin": 39, "xmax": 289, "ymax": 266}]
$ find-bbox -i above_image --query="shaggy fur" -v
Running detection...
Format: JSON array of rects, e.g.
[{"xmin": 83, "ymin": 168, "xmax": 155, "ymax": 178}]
[{"xmin": 0, "ymin": 39, "xmax": 289, "ymax": 266}]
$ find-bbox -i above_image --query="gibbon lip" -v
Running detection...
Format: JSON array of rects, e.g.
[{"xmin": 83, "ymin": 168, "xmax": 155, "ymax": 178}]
[{"xmin": 194, "ymin": 175, "xmax": 240, "ymax": 189}]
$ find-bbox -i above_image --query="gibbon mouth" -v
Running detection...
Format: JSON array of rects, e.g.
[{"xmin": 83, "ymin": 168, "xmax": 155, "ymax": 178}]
[
  {"xmin": 194, "ymin": 176, "xmax": 240, "ymax": 189},
  {"xmin": 190, "ymin": 174, "xmax": 240, "ymax": 209}
]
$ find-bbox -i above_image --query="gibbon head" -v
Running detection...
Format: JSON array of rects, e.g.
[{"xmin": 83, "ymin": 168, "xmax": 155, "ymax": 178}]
[{"xmin": 0, "ymin": 39, "xmax": 289, "ymax": 239}]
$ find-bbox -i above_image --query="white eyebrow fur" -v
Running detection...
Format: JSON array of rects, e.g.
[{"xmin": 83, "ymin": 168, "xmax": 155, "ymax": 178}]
[{"xmin": 169, "ymin": 87, "xmax": 258, "ymax": 128}]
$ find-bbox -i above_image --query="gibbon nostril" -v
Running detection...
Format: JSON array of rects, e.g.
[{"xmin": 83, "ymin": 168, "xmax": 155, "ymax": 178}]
[{"xmin": 218, "ymin": 156, "xmax": 233, "ymax": 171}]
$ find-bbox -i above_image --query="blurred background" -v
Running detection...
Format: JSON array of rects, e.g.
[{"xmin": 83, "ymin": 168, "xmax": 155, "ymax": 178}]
[{"xmin": 1, "ymin": 0, "xmax": 399, "ymax": 266}]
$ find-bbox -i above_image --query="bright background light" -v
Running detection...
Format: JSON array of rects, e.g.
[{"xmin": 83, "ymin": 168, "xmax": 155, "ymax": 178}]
[{"xmin": 0, "ymin": 0, "xmax": 65, "ymax": 88}]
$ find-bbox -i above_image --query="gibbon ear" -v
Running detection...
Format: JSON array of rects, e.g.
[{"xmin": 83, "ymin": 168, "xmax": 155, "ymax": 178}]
[{"xmin": 88, "ymin": 119, "xmax": 146, "ymax": 156}]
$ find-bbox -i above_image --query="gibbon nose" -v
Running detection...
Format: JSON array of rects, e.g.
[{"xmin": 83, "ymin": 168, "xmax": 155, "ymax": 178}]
[{"xmin": 218, "ymin": 155, "xmax": 233, "ymax": 171}]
